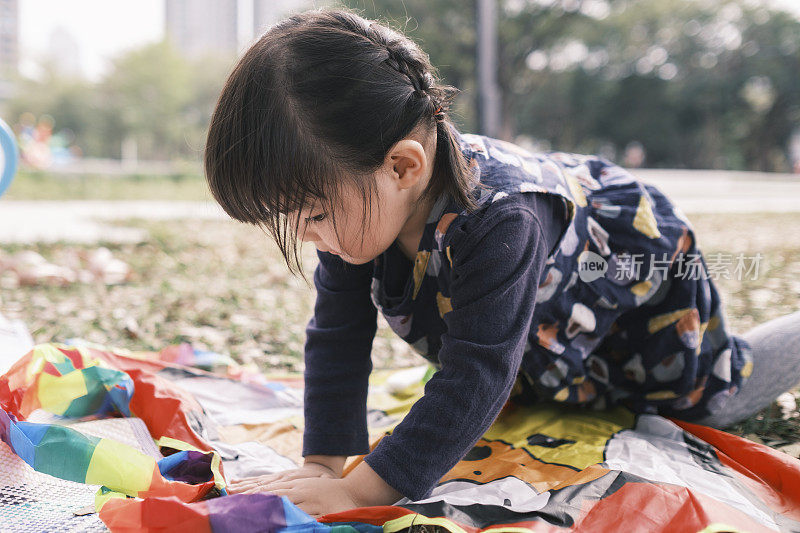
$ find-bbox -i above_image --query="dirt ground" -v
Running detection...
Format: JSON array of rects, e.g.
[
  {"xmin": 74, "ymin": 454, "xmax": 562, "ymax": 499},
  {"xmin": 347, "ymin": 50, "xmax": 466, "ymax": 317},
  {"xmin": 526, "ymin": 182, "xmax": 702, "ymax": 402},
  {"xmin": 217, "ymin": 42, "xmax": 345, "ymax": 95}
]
[{"xmin": 1, "ymin": 212, "xmax": 799, "ymax": 453}]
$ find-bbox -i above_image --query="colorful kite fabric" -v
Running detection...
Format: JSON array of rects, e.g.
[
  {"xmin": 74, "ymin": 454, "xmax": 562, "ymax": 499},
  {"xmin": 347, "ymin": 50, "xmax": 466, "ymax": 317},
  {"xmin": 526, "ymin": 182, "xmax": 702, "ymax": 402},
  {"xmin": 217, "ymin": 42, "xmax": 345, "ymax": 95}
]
[{"xmin": 1, "ymin": 342, "xmax": 800, "ymax": 532}]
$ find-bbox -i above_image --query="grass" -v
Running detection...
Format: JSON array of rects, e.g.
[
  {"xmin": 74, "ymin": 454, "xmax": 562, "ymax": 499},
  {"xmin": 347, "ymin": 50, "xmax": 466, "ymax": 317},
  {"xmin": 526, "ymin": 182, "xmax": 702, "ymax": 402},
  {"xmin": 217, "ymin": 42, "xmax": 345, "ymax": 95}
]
[
  {"xmin": 3, "ymin": 168, "xmax": 211, "ymax": 201},
  {"xmin": 1, "ymin": 211, "xmax": 800, "ymax": 452},
  {"xmin": 0, "ymin": 218, "xmax": 418, "ymax": 372}
]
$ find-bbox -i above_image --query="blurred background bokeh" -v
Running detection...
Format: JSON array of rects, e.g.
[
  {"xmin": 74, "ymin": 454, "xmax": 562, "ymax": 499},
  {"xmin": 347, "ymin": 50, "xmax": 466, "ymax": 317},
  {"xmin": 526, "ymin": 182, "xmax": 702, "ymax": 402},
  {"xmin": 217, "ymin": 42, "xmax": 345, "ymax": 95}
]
[
  {"xmin": 1, "ymin": 0, "xmax": 799, "ymax": 173},
  {"xmin": 1, "ymin": 0, "xmax": 800, "ymax": 446}
]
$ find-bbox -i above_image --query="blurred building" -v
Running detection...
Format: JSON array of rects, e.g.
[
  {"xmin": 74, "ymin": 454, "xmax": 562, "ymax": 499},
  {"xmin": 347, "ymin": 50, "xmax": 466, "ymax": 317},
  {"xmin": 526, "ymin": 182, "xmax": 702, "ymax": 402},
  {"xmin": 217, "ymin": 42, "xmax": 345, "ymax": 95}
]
[
  {"xmin": 165, "ymin": 0, "xmax": 315, "ymax": 58},
  {"xmin": 46, "ymin": 26, "xmax": 82, "ymax": 78},
  {"xmin": 253, "ymin": 0, "xmax": 313, "ymax": 37},
  {"xmin": 0, "ymin": 0, "xmax": 18, "ymax": 103},
  {"xmin": 165, "ymin": 0, "xmax": 238, "ymax": 58},
  {"xmin": 0, "ymin": 0, "xmax": 17, "ymax": 75}
]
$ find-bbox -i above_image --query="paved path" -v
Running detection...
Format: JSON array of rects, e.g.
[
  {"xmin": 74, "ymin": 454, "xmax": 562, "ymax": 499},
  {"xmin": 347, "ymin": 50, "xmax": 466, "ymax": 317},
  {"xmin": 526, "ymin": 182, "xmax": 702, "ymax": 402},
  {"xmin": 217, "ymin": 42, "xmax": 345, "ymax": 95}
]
[
  {"xmin": 637, "ymin": 170, "xmax": 800, "ymax": 214},
  {"xmin": 0, "ymin": 201, "xmax": 227, "ymax": 243},
  {"xmin": 0, "ymin": 171, "xmax": 798, "ymax": 243}
]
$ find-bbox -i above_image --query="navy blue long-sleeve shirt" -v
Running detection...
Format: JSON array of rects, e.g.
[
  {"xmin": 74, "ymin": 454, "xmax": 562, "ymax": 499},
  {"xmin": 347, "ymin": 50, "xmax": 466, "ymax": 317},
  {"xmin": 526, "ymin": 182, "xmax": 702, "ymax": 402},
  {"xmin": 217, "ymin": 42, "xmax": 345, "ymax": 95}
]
[{"xmin": 302, "ymin": 191, "xmax": 564, "ymax": 501}]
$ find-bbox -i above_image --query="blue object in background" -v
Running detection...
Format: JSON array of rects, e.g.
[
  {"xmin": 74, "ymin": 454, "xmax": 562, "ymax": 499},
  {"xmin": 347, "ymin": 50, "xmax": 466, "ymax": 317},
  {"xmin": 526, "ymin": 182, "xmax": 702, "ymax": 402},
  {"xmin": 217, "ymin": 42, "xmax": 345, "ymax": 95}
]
[{"xmin": 0, "ymin": 117, "xmax": 19, "ymax": 198}]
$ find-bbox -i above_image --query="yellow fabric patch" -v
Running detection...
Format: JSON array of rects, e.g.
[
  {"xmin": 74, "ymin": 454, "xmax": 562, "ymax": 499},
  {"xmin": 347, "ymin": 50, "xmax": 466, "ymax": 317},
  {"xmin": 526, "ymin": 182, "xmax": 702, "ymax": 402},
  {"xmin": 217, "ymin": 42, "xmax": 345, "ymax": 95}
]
[
  {"xmin": 94, "ymin": 488, "xmax": 127, "ymax": 513},
  {"xmin": 741, "ymin": 360, "xmax": 754, "ymax": 379},
  {"xmin": 510, "ymin": 377, "xmax": 524, "ymax": 397},
  {"xmin": 27, "ymin": 344, "xmax": 72, "ymax": 384},
  {"xmin": 384, "ymin": 514, "xmax": 468, "ymax": 533},
  {"xmin": 565, "ymin": 173, "xmax": 588, "ymax": 207},
  {"xmin": 37, "ymin": 370, "xmax": 88, "ymax": 415},
  {"xmin": 696, "ymin": 524, "xmax": 747, "ymax": 533},
  {"xmin": 554, "ymin": 387, "xmax": 570, "ymax": 402},
  {"xmin": 696, "ymin": 321, "xmax": 709, "ymax": 355},
  {"xmin": 412, "ymin": 251, "xmax": 430, "ymax": 300},
  {"xmin": 155, "ymin": 436, "xmax": 200, "ymax": 452},
  {"xmin": 645, "ymin": 390, "xmax": 679, "ymax": 400},
  {"xmin": 647, "ymin": 308, "xmax": 692, "ymax": 335},
  {"xmin": 565, "ymin": 199, "xmax": 577, "ymax": 226},
  {"xmin": 571, "ymin": 375, "xmax": 585, "ymax": 385},
  {"xmin": 33, "ymin": 343, "xmax": 67, "ymax": 364},
  {"xmin": 633, "ymin": 194, "xmax": 661, "ymax": 239},
  {"xmin": 484, "ymin": 402, "xmax": 635, "ymax": 471},
  {"xmin": 86, "ymin": 439, "xmax": 155, "ymax": 495},
  {"xmin": 630, "ymin": 280, "xmax": 652, "ymax": 296},
  {"xmin": 436, "ymin": 292, "xmax": 452, "ymax": 318}
]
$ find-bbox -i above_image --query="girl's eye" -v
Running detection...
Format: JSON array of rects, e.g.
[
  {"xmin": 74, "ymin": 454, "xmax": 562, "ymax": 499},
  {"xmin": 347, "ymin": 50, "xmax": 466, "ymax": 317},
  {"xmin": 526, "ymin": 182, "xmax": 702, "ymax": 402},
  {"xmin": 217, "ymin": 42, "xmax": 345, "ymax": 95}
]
[{"xmin": 308, "ymin": 213, "xmax": 327, "ymax": 223}]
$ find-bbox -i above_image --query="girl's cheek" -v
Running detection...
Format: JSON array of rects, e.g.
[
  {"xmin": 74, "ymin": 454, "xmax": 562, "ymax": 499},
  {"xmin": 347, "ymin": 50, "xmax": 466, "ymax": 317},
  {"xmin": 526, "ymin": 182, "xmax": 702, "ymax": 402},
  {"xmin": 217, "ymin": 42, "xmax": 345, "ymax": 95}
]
[{"xmin": 299, "ymin": 224, "xmax": 315, "ymax": 242}]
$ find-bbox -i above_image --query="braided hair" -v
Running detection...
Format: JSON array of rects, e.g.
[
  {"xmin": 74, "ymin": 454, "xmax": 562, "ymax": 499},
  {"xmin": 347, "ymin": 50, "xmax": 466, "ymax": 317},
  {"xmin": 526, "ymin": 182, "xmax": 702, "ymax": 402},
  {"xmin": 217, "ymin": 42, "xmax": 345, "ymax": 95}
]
[{"xmin": 205, "ymin": 8, "xmax": 481, "ymax": 276}]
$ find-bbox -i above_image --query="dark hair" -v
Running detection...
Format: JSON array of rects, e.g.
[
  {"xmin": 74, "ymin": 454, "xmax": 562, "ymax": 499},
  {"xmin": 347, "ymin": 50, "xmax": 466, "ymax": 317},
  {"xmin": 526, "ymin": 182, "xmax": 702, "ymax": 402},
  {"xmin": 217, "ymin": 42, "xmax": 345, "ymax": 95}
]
[{"xmin": 204, "ymin": 7, "xmax": 481, "ymax": 276}]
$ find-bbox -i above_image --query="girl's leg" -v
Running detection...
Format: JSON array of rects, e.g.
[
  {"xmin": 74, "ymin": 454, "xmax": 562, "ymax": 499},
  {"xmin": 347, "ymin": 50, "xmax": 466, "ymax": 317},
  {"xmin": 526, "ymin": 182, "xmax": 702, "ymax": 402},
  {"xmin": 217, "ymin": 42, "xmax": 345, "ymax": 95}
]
[{"xmin": 692, "ymin": 310, "xmax": 800, "ymax": 429}]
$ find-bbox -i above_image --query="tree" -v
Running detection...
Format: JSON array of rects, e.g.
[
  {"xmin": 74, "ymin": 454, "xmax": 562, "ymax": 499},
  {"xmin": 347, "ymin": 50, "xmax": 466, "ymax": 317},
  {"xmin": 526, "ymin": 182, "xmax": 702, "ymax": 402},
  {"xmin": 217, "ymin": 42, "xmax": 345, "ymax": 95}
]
[
  {"xmin": 98, "ymin": 41, "xmax": 194, "ymax": 160},
  {"xmin": 337, "ymin": 0, "xmax": 800, "ymax": 171}
]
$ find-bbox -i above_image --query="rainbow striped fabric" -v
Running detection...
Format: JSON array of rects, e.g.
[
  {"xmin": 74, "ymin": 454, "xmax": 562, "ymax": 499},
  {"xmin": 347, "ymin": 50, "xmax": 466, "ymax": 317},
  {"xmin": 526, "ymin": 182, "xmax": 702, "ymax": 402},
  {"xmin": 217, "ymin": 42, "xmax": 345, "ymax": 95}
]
[
  {"xmin": 0, "ymin": 344, "xmax": 226, "ymax": 510},
  {"xmin": 3, "ymin": 342, "xmax": 800, "ymax": 532}
]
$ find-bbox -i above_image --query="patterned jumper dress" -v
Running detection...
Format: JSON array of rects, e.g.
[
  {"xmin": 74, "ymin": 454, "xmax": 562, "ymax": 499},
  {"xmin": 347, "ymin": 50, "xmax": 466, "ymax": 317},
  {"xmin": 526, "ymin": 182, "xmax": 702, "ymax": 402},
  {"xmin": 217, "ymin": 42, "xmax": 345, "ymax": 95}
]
[{"xmin": 369, "ymin": 128, "xmax": 752, "ymax": 421}]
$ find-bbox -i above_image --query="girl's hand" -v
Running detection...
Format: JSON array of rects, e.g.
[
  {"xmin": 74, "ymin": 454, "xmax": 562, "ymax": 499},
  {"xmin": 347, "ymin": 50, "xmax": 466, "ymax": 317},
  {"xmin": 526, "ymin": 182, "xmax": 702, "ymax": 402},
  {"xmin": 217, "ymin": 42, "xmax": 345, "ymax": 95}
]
[
  {"xmin": 227, "ymin": 462, "xmax": 339, "ymax": 494},
  {"xmin": 258, "ymin": 476, "xmax": 361, "ymax": 518},
  {"xmin": 263, "ymin": 461, "xmax": 402, "ymax": 517}
]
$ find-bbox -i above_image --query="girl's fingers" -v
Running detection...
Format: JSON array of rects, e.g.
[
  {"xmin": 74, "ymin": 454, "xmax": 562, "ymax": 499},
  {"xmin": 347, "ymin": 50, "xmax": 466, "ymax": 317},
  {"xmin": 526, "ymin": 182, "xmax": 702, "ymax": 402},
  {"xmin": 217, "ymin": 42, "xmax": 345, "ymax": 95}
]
[
  {"xmin": 228, "ymin": 467, "xmax": 329, "ymax": 495},
  {"xmin": 260, "ymin": 480, "xmax": 297, "ymax": 491},
  {"xmin": 267, "ymin": 488, "xmax": 296, "ymax": 500},
  {"xmin": 232, "ymin": 483, "xmax": 270, "ymax": 494},
  {"xmin": 229, "ymin": 476, "xmax": 267, "ymax": 484},
  {"xmin": 229, "ymin": 466, "xmax": 329, "ymax": 489},
  {"xmin": 241, "ymin": 486, "xmax": 270, "ymax": 495},
  {"xmin": 237, "ymin": 479, "xmax": 296, "ymax": 495},
  {"xmin": 272, "ymin": 470, "xmax": 319, "ymax": 482},
  {"xmin": 230, "ymin": 473, "xmax": 294, "ymax": 489},
  {"xmin": 228, "ymin": 481, "xmax": 262, "ymax": 492},
  {"xmin": 228, "ymin": 481, "xmax": 258, "ymax": 493},
  {"xmin": 229, "ymin": 473, "xmax": 283, "ymax": 488},
  {"xmin": 228, "ymin": 479, "xmax": 258, "ymax": 487}
]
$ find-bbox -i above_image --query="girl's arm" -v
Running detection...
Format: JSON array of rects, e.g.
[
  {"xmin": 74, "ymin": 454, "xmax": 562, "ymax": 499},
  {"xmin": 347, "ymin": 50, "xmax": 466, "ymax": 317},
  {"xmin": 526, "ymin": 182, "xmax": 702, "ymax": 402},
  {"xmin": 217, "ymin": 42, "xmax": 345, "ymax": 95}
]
[
  {"xmin": 302, "ymin": 249, "xmax": 378, "ymax": 462},
  {"xmin": 230, "ymin": 252, "xmax": 375, "ymax": 497},
  {"xmin": 360, "ymin": 193, "xmax": 558, "ymax": 502},
  {"xmin": 303, "ymin": 454, "xmax": 348, "ymax": 477},
  {"xmin": 252, "ymin": 194, "xmax": 561, "ymax": 513}
]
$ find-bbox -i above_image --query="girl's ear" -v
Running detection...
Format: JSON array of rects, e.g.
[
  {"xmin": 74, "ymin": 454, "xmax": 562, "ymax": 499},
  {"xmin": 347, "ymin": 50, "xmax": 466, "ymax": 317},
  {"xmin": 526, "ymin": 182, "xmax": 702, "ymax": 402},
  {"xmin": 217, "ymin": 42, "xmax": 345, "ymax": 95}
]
[{"xmin": 387, "ymin": 139, "xmax": 428, "ymax": 191}]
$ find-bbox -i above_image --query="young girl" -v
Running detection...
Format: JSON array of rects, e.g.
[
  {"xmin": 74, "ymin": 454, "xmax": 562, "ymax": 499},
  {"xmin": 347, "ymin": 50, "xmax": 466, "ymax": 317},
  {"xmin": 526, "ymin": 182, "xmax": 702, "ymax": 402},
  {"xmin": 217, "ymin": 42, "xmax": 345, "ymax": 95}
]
[{"xmin": 206, "ymin": 8, "xmax": 800, "ymax": 518}]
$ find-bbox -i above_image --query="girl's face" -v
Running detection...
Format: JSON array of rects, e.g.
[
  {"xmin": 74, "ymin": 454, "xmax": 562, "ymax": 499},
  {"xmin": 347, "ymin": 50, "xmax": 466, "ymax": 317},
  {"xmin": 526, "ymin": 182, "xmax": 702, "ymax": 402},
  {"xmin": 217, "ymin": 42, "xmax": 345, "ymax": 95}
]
[
  {"xmin": 292, "ymin": 137, "xmax": 435, "ymax": 265},
  {"xmin": 293, "ymin": 168, "xmax": 413, "ymax": 265}
]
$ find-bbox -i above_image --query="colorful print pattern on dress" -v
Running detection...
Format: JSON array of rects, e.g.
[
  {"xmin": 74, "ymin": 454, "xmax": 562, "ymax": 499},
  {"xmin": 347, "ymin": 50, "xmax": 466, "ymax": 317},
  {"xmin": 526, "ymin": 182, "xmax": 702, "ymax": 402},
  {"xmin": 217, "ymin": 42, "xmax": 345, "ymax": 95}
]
[{"xmin": 369, "ymin": 127, "xmax": 752, "ymax": 421}]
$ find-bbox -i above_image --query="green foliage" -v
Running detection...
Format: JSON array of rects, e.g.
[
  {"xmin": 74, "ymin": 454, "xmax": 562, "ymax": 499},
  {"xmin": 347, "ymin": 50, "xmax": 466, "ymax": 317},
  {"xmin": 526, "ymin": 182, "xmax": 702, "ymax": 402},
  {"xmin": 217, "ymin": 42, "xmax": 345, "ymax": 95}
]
[
  {"xmin": 3, "ymin": 1, "xmax": 798, "ymax": 170},
  {"xmin": 3, "ymin": 40, "xmax": 235, "ymax": 162},
  {"xmin": 338, "ymin": 0, "xmax": 800, "ymax": 170},
  {"xmin": 4, "ymin": 168, "xmax": 210, "ymax": 201}
]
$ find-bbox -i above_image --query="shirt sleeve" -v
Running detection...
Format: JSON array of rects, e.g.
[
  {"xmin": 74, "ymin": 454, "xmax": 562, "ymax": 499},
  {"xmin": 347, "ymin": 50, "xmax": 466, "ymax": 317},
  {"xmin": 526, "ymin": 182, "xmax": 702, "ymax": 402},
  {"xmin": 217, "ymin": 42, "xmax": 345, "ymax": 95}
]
[
  {"xmin": 302, "ymin": 249, "xmax": 378, "ymax": 457},
  {"xmin": 362, "ymin": 192, "xmax": 557, "ymax": 501}
]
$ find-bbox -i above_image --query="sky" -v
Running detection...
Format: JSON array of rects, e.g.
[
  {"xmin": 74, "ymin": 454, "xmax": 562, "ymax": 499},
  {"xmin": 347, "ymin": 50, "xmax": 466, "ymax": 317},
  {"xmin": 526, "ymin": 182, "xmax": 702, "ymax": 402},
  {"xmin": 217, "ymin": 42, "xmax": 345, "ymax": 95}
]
[
  {"xmin": 19, "ymin": 0, "xmax": 164, "ymax": 81},
  {"xmin": 17, "ymin": 0, "xmax": 800, "ymax": 82}
]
